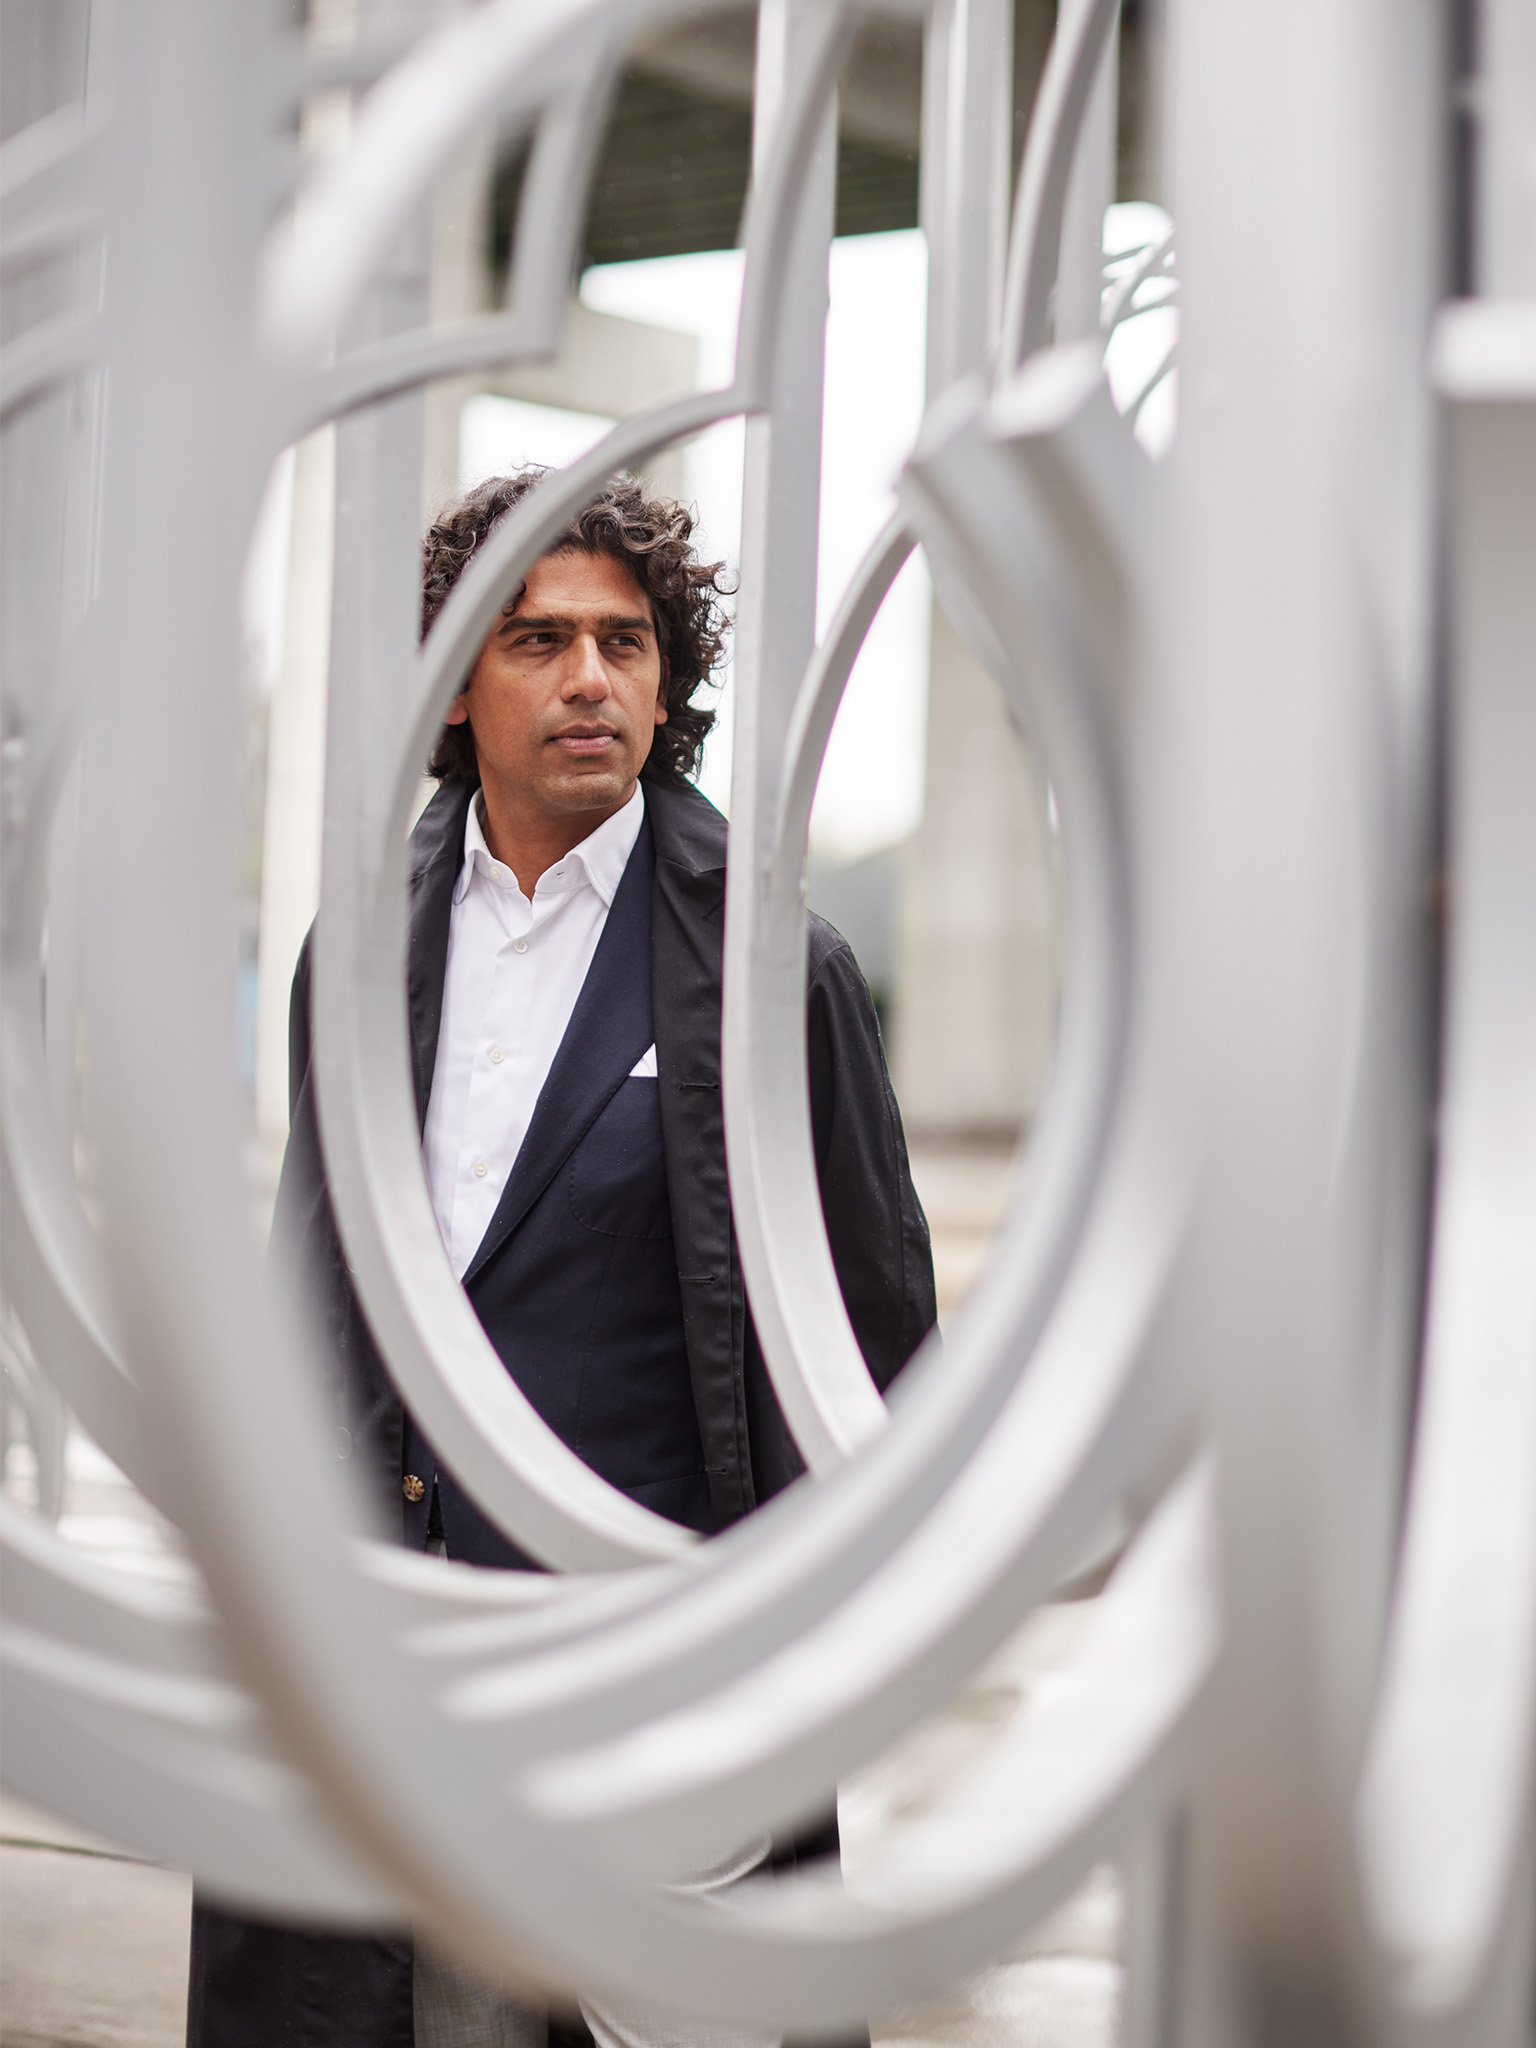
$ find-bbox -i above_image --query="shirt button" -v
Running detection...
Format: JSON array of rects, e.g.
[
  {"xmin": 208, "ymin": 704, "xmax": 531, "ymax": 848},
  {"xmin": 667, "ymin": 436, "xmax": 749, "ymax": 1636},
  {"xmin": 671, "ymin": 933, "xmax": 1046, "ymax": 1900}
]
[
  {"xmin": 402, "ymin": 1474, "xmax": 426, "ymax": 1503},
  {"xmin": 473, "ymin": 1159, "xmax": 489, "ymax": 1178},
  {"xmin": 514, "ymin": 938, "xmax": 528, "ymax": 954},
  {"xmin": 489, "ymin": 1048, "xmax": 504, "ymax": 1064}
]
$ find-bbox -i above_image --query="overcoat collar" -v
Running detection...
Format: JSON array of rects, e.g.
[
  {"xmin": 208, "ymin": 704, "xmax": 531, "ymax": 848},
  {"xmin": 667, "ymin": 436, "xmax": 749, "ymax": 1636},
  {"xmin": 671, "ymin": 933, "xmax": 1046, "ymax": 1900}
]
[
  {"xmin": 406, "ymin": 778, "xmax": 475, "ymax": 1128},
  {"xmin": 640, "ymin": 773, "xmax": 729, "ymax": 882},
  {"xmin": 637, "ymin": 779, "xmax": 750, "ymax": 1522}
]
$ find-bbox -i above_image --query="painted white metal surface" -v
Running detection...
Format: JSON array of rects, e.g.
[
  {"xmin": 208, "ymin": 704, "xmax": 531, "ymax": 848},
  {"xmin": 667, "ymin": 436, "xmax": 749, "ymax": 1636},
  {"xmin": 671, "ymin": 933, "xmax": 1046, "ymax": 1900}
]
[{"xmin": 1, "ymin": 1, "xmax": 1532, "ymax": 2040}]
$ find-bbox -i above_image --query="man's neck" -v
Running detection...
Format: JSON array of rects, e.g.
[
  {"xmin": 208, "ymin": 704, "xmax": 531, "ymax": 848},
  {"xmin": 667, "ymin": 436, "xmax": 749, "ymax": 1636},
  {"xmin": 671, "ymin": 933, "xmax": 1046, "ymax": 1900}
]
[{"xmin": 477, "ymin": 779, "xmax": 636, "ymax": 900}]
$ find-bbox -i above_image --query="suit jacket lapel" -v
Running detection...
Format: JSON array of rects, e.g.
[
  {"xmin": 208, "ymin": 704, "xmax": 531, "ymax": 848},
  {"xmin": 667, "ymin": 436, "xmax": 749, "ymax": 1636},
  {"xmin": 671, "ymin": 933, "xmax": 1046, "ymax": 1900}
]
[
  {"xmin": 643, "ymin": 782, "xmax": 750, "ymax": 1520},
  {"xmin": 460, "ymin": 815, "xmax": 657, "ymax": 1288},
  {"xmin": 406, "ymin": 779, "xmax": 475, "ymax": 1131}
]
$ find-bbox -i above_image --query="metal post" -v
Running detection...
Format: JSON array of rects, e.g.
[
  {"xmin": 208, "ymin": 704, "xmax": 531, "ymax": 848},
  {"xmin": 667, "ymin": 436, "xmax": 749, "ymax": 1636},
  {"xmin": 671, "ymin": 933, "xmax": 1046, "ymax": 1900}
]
[
  {"xmin": 1165, "ymin": 0, "xmax": 1445, "ymax": 2035},
  {"xmin": 1055, "ymin": 0, "xmax": 1120, "ymax": 342}
]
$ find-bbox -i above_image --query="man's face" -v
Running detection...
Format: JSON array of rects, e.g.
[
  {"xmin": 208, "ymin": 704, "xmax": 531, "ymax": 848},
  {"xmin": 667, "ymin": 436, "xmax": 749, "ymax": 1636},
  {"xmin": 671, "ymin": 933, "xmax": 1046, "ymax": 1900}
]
[{"xmin": 445, "ymin": 547, "xmax": 667, "ymax": 821}]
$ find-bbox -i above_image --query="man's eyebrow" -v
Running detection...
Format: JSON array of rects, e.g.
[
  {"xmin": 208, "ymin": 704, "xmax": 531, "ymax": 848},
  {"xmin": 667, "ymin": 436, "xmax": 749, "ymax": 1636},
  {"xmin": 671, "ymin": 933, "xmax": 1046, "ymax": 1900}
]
[{"xmin": 500, "ymin": 611, "xmax": 655, "ymax": 635}]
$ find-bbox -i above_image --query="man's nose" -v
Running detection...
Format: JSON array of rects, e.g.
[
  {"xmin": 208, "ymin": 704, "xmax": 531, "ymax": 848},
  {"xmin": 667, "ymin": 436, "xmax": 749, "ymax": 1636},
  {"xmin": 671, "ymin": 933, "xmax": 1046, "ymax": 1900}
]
[{"xmin": 562, "ymin": 631, "xmax": 611, "ymax": 698}]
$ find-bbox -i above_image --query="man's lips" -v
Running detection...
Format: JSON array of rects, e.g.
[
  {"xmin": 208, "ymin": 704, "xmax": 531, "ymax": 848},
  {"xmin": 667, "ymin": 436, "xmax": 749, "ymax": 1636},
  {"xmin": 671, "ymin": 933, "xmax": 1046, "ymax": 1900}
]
[{"xmin": 550, "ymin": 726, "xmax": 620, "ymax": 756}]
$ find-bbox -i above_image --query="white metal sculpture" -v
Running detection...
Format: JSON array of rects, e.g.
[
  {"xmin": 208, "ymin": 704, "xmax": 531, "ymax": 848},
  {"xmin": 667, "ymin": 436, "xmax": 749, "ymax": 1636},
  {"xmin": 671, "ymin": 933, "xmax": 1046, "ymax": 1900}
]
[{"xmin": 1, "ymin": 0, "xmax": 1533, "ymax": 2042}]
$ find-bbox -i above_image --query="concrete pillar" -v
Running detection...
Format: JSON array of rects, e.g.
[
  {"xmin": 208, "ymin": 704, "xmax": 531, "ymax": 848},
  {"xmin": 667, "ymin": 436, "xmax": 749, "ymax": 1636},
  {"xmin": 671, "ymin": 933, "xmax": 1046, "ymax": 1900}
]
[
  {"xmin": 257, "ymin": 149, "xmax": 699, "ymax": 1152},
  {"xmin": 421, "ymin": 138, "xmax": 697, "ymax": 524},
  {"xmin": 892, "ymin": 0, "xmax": 1114, "ymax": 1144},
  {"xmin": 457, "ymin": 298, "xmax": 695, "ymax": 506},
  {"xmin": 422, "ymin": 128, "xmax": 491, "ymax": 523},
  {"xmin": 892, "ymin": 604, "xmax": 1058, "ymax": 1138},
  {"xmin": 1055, "ymin": 0, "xmax": 1119, "ymax": 342}
]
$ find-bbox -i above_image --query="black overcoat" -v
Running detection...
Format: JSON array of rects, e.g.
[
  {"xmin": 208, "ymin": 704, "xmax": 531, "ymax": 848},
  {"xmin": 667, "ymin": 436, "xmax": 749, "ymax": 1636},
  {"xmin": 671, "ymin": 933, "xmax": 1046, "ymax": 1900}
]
[{"xmin": 188, "ymin": 772, "xmax": 936, "ymax": 2047}]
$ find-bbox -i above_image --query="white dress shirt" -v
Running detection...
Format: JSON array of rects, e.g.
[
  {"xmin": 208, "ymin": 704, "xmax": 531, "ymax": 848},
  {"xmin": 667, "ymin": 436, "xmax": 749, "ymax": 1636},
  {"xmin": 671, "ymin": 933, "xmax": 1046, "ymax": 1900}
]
[{"xmin": 421, "ymin": 783, "xmax": 647, "ymax": 1279}]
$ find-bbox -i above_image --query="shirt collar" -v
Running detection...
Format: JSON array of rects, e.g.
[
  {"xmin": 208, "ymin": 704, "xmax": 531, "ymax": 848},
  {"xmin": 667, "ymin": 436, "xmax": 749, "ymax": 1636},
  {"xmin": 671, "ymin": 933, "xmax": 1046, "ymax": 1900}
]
[{"xmin": 454, "ymin": 782, "xmax": 645, "ymax": 907}]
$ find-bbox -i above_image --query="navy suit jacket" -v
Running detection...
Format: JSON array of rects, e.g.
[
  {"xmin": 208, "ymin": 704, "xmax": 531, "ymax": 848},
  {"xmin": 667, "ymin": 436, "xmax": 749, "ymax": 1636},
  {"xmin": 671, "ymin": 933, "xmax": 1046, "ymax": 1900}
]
[{"xmin": 404, "ymin": 810, "xmax": 714, "ymax": 1564}]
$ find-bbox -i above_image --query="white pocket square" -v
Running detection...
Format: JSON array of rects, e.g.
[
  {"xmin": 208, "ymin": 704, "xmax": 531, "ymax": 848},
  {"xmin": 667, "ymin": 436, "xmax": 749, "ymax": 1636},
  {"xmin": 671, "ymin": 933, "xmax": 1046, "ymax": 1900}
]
[{"xmin": 628, "ymin": 1044, "xmax": 658, "ymax": 1078}]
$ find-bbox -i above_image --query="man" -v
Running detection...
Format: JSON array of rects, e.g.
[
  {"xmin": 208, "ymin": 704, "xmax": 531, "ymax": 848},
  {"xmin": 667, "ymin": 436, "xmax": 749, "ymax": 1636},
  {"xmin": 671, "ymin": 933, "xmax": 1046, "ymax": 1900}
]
[{"xmin": 188, "ymin": 469, "xmax": 936, "ymax": 2048}]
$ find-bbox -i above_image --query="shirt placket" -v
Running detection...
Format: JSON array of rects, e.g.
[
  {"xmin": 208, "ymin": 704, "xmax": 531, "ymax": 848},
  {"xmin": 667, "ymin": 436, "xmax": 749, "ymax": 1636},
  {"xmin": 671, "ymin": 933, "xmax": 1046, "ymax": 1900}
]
[{"xmin": 454, "ymin": 878, "xmax": 534, "ymax": 1272}]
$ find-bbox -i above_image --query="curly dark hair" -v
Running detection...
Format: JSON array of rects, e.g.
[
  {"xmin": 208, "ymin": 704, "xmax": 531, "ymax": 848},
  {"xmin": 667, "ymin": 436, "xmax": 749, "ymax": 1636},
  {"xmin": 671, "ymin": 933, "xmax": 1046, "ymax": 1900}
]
[{"xmin": 422, "ymin": 467, "xmax": 731, "ymax": 788}]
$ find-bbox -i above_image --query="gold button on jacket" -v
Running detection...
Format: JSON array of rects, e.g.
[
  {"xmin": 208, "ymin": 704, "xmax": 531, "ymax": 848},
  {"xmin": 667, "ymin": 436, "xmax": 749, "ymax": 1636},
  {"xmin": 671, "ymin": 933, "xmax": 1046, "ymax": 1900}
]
[{"xmin": 402, "ymin": 1474, "xmax": 426, "ymax": 1504}]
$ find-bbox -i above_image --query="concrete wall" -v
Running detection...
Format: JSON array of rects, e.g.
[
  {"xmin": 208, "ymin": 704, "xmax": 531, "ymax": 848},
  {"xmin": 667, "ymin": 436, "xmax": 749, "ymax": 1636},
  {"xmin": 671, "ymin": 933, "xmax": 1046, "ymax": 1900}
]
[
  {"xmin": 891, "ymin": 604, "xmax": 1059, "ymax": 1139},
  {"xmin": 421, "ymin": 135, "xmax": 695, "ymax": 523}
]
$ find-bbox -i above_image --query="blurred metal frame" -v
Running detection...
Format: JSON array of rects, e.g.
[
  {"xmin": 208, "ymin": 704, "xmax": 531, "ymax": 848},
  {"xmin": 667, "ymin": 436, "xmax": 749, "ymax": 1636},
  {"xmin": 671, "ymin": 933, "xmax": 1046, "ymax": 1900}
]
[{"xmin": 0, "ymin": 0, "xmax": 1532, "ymax": 2041}]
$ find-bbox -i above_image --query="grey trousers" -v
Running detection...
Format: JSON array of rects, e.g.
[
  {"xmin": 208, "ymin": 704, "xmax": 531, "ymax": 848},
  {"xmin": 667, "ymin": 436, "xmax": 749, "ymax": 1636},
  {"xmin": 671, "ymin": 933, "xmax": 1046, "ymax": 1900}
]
[
  {"xmin": 413, "ymin": 1530, "xmax": 783, "ymax": 2048},
  {"xmin": 414, "ymin": 1951, "xmax": 780, "ymax": 2048},
  {"xmin": 414, "ymin": 1844, "xmax": 781, "ymax": 2048},
  {"xmin": 412, "ymin": 1943, "xmax": 543, "ymax": 2048}
]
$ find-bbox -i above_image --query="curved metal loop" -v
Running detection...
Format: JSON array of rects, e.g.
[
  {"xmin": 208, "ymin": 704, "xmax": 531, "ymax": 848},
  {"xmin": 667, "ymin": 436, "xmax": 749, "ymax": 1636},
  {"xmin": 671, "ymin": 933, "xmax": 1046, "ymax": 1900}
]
[
  {"xmin": 727, "ymin": 341, "xmax": 1140, "ymax": 1481},
  {"xmin": 729, "ymin": 2, "xmax": 857, "ymax": 404},
  {"xmin": 1356, "ymin": 316, "xmax": 1536, "ymax": 2023},
  {"xmin": 11, "ymin": 0, "xmax": 1490, "ymax": 2030},
  {"xmin": 996, "ymin": 0, "xmax": 1121, "ymax": 378},
  {"xmin": 0, "ymin": 60, "xmax": 104, "ymax": 419},
  {"xmin": 260, "ymin": 0, "xmax": 674, "ymax": 372},
  {"xmin": 0, "ymin": 115, "xmax": 117, "ymax": 1475},
  {"xmin": 0, "ymin": 102, "xmax": 97, "ymax": 234},
  {"xmin": 0, "ymin": 309, "xmax": 101, "ymax": 422},
  {"xmin": 111, "ymin": 276, "xmax": 1187, "ymax": 1998},
  {"xmin": 312, "ymin": 397, "xmax": 743, "ymax": 1573},
  {"xmin": 304, "ymin": 0, "xmax": 865, "ymax": 1565},
  {"xmin": 721, "ymin": 517, "xmax": 916, "ymax": 1472},
  {"xmin": 1122, "ymin": 342, "xmax": 1177, "ymax": 429},
  {"xmin": 405, "ymin": 356, "xmax": 1187, "ymax": 1900},
  {"xmin": 180, "ymin": 0, "xmax": 1179, "ymax": 1916},
  {"xmin": 1099, "ymin": 227, "xmax": 1176, "ymax": 337},
  {"xmin": 276, "ymin": 0, "xmax": 852, "ymax": 436},
  {"xmin": 0, "ymin": 618, "xmax": 170, "ymax": 1513},
  {"xmin": 724, "ymin": 322, "xmax": 1159, "ymax": 1481},
  {"xmin": 523, "ymin": 1465, "xmax": 1216, "ymax": 1910},
  {"xmin": 0, "ymin": 1310, "xmax": 66, "ymax": 1521},
  {"xmin": 298, "ymin": 41, "xmax": 626, "ymax": 431},
  {"xmin": 3, "ymin": 1426, "xmax": 1212, "ymax": 2020}
]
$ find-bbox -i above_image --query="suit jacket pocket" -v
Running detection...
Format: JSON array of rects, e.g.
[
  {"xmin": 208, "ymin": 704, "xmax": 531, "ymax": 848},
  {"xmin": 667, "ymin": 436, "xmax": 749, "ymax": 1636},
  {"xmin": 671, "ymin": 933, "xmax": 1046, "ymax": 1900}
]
[{"xmin": 568, "ymin": 1078, "xmax": 675, "ymax": 1240}]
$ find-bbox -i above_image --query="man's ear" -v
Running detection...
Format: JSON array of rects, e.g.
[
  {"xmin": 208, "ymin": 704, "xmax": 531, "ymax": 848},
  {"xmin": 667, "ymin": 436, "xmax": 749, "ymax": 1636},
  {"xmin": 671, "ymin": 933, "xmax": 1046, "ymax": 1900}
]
[
  {"xmin": 444, "ymin": 693, "xmax": 470, "ymax": 727},
  {"xmin": 654, "ymin": 661, "xmax": 668, "ymax": 727}
]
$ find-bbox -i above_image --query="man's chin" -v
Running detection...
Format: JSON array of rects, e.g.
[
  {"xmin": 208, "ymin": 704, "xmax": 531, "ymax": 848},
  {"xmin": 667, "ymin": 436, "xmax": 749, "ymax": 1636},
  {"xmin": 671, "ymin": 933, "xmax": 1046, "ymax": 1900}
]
[{"xmin": 539, "ymin": 766, "xmax": 637, "ymax": 815}]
